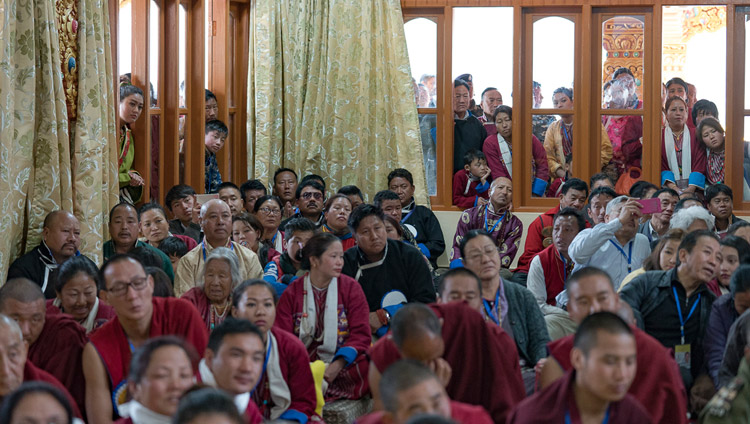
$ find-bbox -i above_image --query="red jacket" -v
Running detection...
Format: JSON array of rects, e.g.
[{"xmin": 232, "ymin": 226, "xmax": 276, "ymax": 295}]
[
  {"xmin": 516, "ymin": 205, "xmax": 560, "ymax": 272},
  {"xmin": 452, "ymin": 170, "xmax": 490, "ymax": 209}
]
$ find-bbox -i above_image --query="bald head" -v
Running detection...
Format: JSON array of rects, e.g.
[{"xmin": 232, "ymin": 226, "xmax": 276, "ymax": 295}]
[
  {"xmin": 0, "ymin": 314, "xmax": 23, "ymax": 344},
  {"xmin": 200, "ymin": 199, "xmax": 229, "ymax": 219},
  {"xmin": 0, "ymin": 279, "xmax": 44, "ymax": 309},
  {"xmin": 43, "ymin": 210, "xmax": 77, "ymax": 229},
  {"xmin": 0, "ymin": 279, "xmax": 46, "ymax": 346},
  {"xmin": 41, "ymin": 210, "xmax": 81, "ymax": 262},
  {"xmin": 489, "ymin": 177, "xmax": 512, "ymax": 210},
  {"xmin": 0, "ymin": 313, "xmax": 26, "ymax": 396},
  {"xmin": 391, "ymin": 304, "xmax": 445, "ymax": 363}
]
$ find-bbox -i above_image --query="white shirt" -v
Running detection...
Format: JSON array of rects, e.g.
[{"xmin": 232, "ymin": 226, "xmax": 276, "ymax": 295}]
[
  {"xmin": 527, "ymin": 255, "xmax": 566, "ymax": 316},
  {"xmin": 567, "ymin": 219, "xmax": 651, "ymax": 291}
]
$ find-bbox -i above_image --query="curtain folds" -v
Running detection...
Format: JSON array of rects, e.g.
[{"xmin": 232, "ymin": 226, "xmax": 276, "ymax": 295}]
[{"xmin": 248, "ymin": 0, "xmax": 429, "ymax": 204}]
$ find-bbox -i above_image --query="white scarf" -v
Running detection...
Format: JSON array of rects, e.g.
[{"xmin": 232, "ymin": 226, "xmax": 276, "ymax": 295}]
[
  {"xmin": 265, "ymin": 330, "xmax": 292, "ymax": 419},
  {"xmin": 53, "ymin": 297, "xmax": 101, "ymax": 333},
  {"xmin": 199, "ymin": 360, "xmax": 252, "ymax": 416},
  {"xmin": 298, "ymin": 275, "xmax": 338, "ymax": 363},
  {"xmin": 463, "ymin": 173, "xmax": 480, "ymax": 195},
  {"xmin": 497, "ymin": 134, "xmax": 512, "ymax": 177},
  {"xmin": 354, "ymin": 243, "xmax": 388, "ymax": 281},
  {"xmin": 664, "ymin": 124, "xmax": 691, "ymax": 181},
  {"xmin": 119, "ymin": 400, "xmax": 171, "ymax": 424}
]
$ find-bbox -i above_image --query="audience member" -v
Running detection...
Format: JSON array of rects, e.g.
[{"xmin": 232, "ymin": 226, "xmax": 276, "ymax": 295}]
[
  {"xmin": 172, "ymin": 388, "xmax": 244, "ymax": 424},
  {"xmin": 276, "ymin": 233, "xmax": 370, "ymax": 400},
  {"xmin": 698, "ymin": 117, "xmax": 727, "ymax": 187},
  {"xmin": 638, "ymin": 188, "xmax": 680, "ymax": 242},
  {"xmin": 700, "ymin": 326, "xmax": 750, "ymax": 423},
  {"xmin": 452, "ymin": 79, "xmax": 486, "ymax": 173},
  {"xmin": 338, "ymin": 185, "xmax": 365, "ymax": 209},
  {"xmin": 613, "ymin": 67, "xmax": 641, "ymax": 108},
  {"xmin": 262, "ymin": 218, "xmax": 316, "ymax": 294},
  {"xmin": 280, "ymin": 180, "xmax": 325, "ymax": 228},
  {"xmin": 1, "ymin": 381, "xmax": 77, "ymax": 424},
  {"xmin": 532, "ymin": 81, "xmax": 556, "ymax": 142},
  {"xmin": 388, "ymin": 168, "xmax": 445, "ymax": 267},
  {"xmin": 670, "ymin": 205, "xmax": 716, "ymax": 232},
  {"xmin": 204, "ymin": 89, "xmax": 218, "ymax": 121},
  {"xmin": 320, "ymin": 194, "xmax": 356, "ymax": 250},
  {"xmin": 158, "ymin": 236, "xmax": 189, "ymax": 270},
  {"xmin": 231, "ymin": 213, "xmax": 263, "ymax": 254},
  {"xmin": 104, "ymin": 202, "xmax": 175, "ymax": 280},
  {"xmin": 231, "ymin": 280, "xmax": 317, "ymax": 421},
  {"xmin": 675, "ymin": 196, "xmax": 704, "ymax": 213},
  {"xmin": 217, "ymin": 182, "xmax": 244, "ymax": 217},
  {"xmin": 204, "ymin": 119, "xmax": 228, "ymax": 194},
  {"xmin": 619, "ymin": 228, "xmax": 686, "ymax": 291},
  {"xmin": 368, "ymin": 303, "xmax": 525, "ymax": 423},
  {"xmin": 718, "ymin": 309, "xmax": 750, "ymax": 388},
  {"xmin": 341, "ymin": 205, "xmax": 435, "ymax": 335},
  {"xmin": 587, "ymin": 186, "xmax": 616, "ymax": 226},
  {"xmin": 590, "ymin": 173, "xmax": 615, "ymax": 190},
  {"xmin": 0, "ymin": 279, "xmax": 87, "ymax": 412},
  {"xmin": 706, "ymin": 184, "xmax": 741, "ymax": 237},
  {"xmin": 707, "ymin": 236, "xmax": 750, "ymax": 296},
  {"xmin": 239, "ymin": 179, "xmax": 267, "ymax": 213},
  {"xmin": 138, "ymin": 202, "xmax": 197, "ymax": 252},
  {"xmin": 83, "ymin": 254, "xmax": 208, "ymax": 422},
  {"xmin": 436, "ymin": 268, "xmax": 482, "ymax": 311},
  {"xmin": 197, "ymin": 319, "xmax": 264, "ymax": 423},
  {"xmin": 7, "ymin": 210, "xmax": 84, "ymax": 299},
  {"xmin": 165, "ymin": 184, "xmax": 202, "ymax": 242},
  {"xmin": 146, "ymin": 266, "xmax": 174, "ymax": 298},
  {"xmin": 539, "ymin": 267, "xmax": 688, "ymax": 423},
  {"xmin": 253, "ymin": 195, "xmax": 285, "ymax": 252},
  {"xmin": 373, "ymin": 190, "xmax": 419, "ymax": 247},
  {"xmin": 451, "ymin": 149, "xmax": 490, "ymax": 208},
  {"xmin": 182, "ymin": 247, "xmax": 240, "ymax": 331},
  {"xmin": 662, "ymin": 95, "xmax": 706, "ymax": 194},
  {"xmin": 450, "ymin": 177, "xmax": 522, "ymax": 269},
  {"xmin": 273, "ymin": 168, "xmax": 299, "ymax": 219},
  {"xmin": 728, "ymin": 219, "xmax": 750, "ymax": 244},
  {"xmin": 174, "ymin": 199, "xmax": 262, "ymax": 297},
  {"xmin": 692, "ymin": 98, "xmax": 718, "ymax": 126},
  {"xmin": 629, "ymin": 180, "xmax": 658, "ymax": 199},
  {"xmin": 118, "ymin": 84, "xmax": 146, "ymax": 203},
  {"xmin": 477, "ymin": 87, "xmax": 502, "ymax": 133}
]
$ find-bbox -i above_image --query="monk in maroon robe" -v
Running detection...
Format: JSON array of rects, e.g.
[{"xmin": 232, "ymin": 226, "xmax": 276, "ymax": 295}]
[
  {"xmin": 83, "ymin": 255, "xmax": 208, "ymax": 424},
  {"xmin": 509, "ymin": 312, "xmax": 651, "ymax": 423},
  {"xmin": 539, "ymin": 266, "xmax": 688, "ymax": 423},
  {"xmin": 369, "ymin": 302, "xmax": 524, "ymax": 424},
  {"xmin": 0, "ymin": 278, "xmax": 87, "ymax": 412}
]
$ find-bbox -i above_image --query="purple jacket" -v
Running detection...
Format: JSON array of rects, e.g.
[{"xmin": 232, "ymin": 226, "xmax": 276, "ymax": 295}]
[{"xmin": 704, "ymin": 293, "xmax": 739, "ymax": 387}]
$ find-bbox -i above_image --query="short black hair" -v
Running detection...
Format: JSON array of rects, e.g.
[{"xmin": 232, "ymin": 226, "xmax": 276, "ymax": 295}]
[
  {"xmin": 231, "ymin": 279, "xmax": 279, "ymax": 309},
  {"xmin": 481, "ymin": 87, "xmax": 498, "ymax": 99},
  {"xmin": 705, "ymin": 183, "xmax": 733, "ymax": 203},
  {"xmin": 338, "ymin": 185, "xmax": 364, "ymax": 201},
  {"xmin": 560, "ymin": 178, "xmax": 588, "ymax": 197},
  {"xmin": 348, "ymin": 204, "xmax": 385, "ymax": 233},
  {"xmin": 300, "ymin": 174, "xmax": 326, "ymax": 192},
  {"xmin": 491, "ymin": 105, "xmax": 512, "ymax": 122},
  {"xmin": 573, "ymin": 311, "xmax": 633, "ymax": 356},
  {"xmin": 146, "ymin": 266, "xmax": 173, "ymax": 297},
  {"xmin": 137, "ymin": 201, "xmax": 167, "ymax": 220},
  {"xmin": 588, "ymin": 186, "xmax": 616, "ymax": 204},
  {"xmin": 252, "ymin": 195, "xmax": 283, "ymax": 214},
  {"xmin": 458, "ymin": 229, "xmax": 491, "ymax": 259},
  {"xmin": 173, "ymin": 388, "xmax": 244, "ymax": 424},
  {"xmin": 239, "ymin": 179, "xmax": 267, "ymax": 201},
  {"xmin": 217, "ymin": 182, "xmax": 241, "ymax": 195},
  {"xmin": 373, "ymin": 190, "xmax": 401, "ymax": 207},
  {"xmin": 301, "ymin": 232, "xmax": 340, "ymax": 269},
  {"xmin": 567, "ymin": 266, "xmax": 614, "ymax": 291},
  {"xmin": 379, "ymin": 360, "xmax": 440, "ymax": 414},
  {"xmin": 677, "ymin": 230, "xmax": 720, "ymax": 265},
  {"xmin": 165, "ymin": 184, "xmax": 196, "ymax": 212},
  {"xmin": 158, "ymin": 236, "xmax": 188, "ymax": 258},
  {"xmin": 205, "ymin": 89, "xmax": 217, "ymax": 102},
  {"xmin": 109, "ymin": 202, "xmax": 137, "ymax": 222},
  {"xmin": 554, "ymin": 207, "xmax": 586, "ymax": 233},
  {"xmin": 207, "ymin": 318, "xmax": 263, "ymax": 353},
  {"xmin": 721, "ymin": 235, "xmax": 750, "ymax": 265},
  {"xmin": 652, "ymin": 187, "xmax": 680, "ymax": 200},
  {"xmin": 273, "ymin": 167, "xmax": 298, "ymax": 184},
  {"xmin": 56, "ymin": 255, "xmax": 99, "ymax": 294},
  {"xmin": 437, "ymin": 268, "xmax": 481, "ymax": 296},
  {"xmin": 612, "ymin": 67, "xmax": 634, "ymax": 80},
  {"xmin": 128, "ymin": 336, "xmax": 195, "ymax": 384},
  {"xmin": 295, "ymin": 180, "xmax": 325, "ymax": 199},
  {"xmin": 730, "ymin": 265, "xmax": 750, "ymax": 296},
  {"xmin": 628, "ymin": 180, "xmax": 657, "ymax": 198},
  {"xmin": 692, "ymin": 99, "xmax": 719, "ymax": 125},
  {"xmin": 728, "ymin": 220, "xmax": 750, "ymax": 236},
  {"xmin": 589, "ymin": 173, "xmax": 614, "ymax": 188},
  {"xmin": 463, "ymin": 149, "xmax": 486, "ymax": 166},
  {"xmin": 0, "ymin": 382, "xmax": 74, "ymax": 424},
  {"xmin": 98, "ymin": 254, "xmax": 146, "ymax": 291},
  {"xmin": 387, "ymin": 168, "xmax": 414, "ymax": 186},
  {"xmin": 205, "ymin": 119, "xmax": 228, "ymax": 137},
  {"xmin": 130, "ymin": 246, "xmax": 164, "ymax": 269},
  {"xmin": 283, "ymin": 217, "xmax": 317, "ymax": 241},
  {"xmin": 391, "ymin": 304, "xmax": 441, "ymax": 348},
  {"xmin": 454, "ymin": 79, "xmax": 470, "ymax": 92},
  {"xmin": 666, "ymin": 77, "xmax": 688, "ymax": 94},
  {"xmin": 674, "ymin": 196, "xmax": 703, "ymax": 213},
  {"xmin": 120, "ymin": 84, "xmax": 144, "ymax": 102},
  {"xmin": 553, "ymin": 86, "xmax": 573, "ymax": 101}
]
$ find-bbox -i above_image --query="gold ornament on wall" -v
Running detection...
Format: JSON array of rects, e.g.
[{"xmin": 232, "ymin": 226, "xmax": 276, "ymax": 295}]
[{"xmin": 56, "ymin": 0, "xmax": 79, "ymax": 120}]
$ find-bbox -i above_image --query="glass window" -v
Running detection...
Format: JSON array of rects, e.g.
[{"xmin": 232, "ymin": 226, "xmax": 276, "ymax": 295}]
[
  {"xmin": 602, "ymin": 16, "xmax": 644, "ymax": 109},
  {"xmin": 418, "ymin": 113, "xmax": 437, "ymax": 196},
  {"xmin": 533, "ymin": 17, "xmax": 575, "ymax": 109},
  {"xmin": 404, "ymin": 17, "xmax": 437, "ymax": 107},
  {"xmin": 149, "ymin": 0, "xmax": 160, "ymax": 107},
  {"xmin": 118, "ymin": 1, "xmax": 132, "ymax": 78},
  {"xmin": 179, "ymin": 2, "xmax": 188, "ymax": 108}
]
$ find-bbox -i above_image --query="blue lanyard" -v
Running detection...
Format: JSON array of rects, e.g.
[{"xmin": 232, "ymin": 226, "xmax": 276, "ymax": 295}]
[
  {"xmin": 565, "ymin": 408, "xmax": 609, "ymax": 424},
  {"xmin": 608, "ymin": 240, "xmax": 633, "ymax": 273},
  {"xmin": 483, "ymin": 288, "xmax": 501, "ymax": 325},
  {"xmin": 202, "ymin": 240, "xmax": 234, "ymax": 261},
  {"xmin": 560, "ymin": 253, "xmax": 570, "ymax": 281},
  {"xmin": 484, "ymin": 208, "xmax": 507, "ymax": 234},
  {"xmin": 401, "ymin": 207, "xmax": 416, "ymax": 224},
  {"xmin": 252, "ymin": 335, "xmax": 274, "ymax": 396},
  {"xmin": 673, "ymin": 287, "xmax": 701, "ymax": 345}
]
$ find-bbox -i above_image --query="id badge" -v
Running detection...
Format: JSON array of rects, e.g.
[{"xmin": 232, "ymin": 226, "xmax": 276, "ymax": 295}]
[{"xmin": 675, "ymin": 344, "xmax": 691, "ymax": 369}]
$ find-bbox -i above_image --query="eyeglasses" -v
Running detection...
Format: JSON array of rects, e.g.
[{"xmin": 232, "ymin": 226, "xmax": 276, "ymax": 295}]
[
  {"xmin": 301, "ymin": 192, "xmax": 323, "ymax": 200},
  {"xmin": 259, "ymin": 207, "xmax": 281, "ymax": 216},
  {"xmin": 106, "ymin": 277, "xmax": 149, "ymax": 297}
]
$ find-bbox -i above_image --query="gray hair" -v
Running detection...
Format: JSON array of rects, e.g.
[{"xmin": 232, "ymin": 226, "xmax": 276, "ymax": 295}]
[
  {"xmin": 199, "ymin": 199, "xmax": 228, "ymax": 220},
  {"xmin": 605, "ymin": 195, "xmax": 629, "ymax": 216},
  {"xmin": 203, "ymin": 247, "xmax": 242, "ymax": 290},
  {"xmin": 0, "ymin": 314, "xmax": 23, "ymax": 343},
  {"xmin": 669, "ymin": 205, "xmax": 716, "ymax": 232}
]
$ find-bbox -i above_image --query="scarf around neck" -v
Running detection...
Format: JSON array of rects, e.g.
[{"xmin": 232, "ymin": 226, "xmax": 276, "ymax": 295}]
[
  {"xmin": 665, "ymin": 124, "xmax": 692, "ymax": 180},
  {"xmin": 299, "ymin": 274, "xmax": 338, "ymax": 363}
]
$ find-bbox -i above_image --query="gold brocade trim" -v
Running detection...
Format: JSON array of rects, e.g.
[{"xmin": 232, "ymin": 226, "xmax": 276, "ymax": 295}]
[
  {"xmin": 56, "ymin": 0, "xmax": 79, "ymax": 120},
  {"xmin": 682, "ymin": 6, "xmax": 726, "ymax": 42},
  {"xmin": 601, "ymin": 17, "xmax": 645, "ymax": 100}
]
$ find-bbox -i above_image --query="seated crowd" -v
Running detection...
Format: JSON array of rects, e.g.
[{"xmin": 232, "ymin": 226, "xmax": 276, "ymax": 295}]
[{"xmin": 3, "ymin": 79, "xmax": 750, "ymax": 422}]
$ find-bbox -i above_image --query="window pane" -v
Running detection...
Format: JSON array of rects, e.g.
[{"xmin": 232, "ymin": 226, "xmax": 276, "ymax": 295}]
[
  {"xmin": 602, "ymin": 115, "xmax": 642, "ymax": 182},
  {"xmin": 602, "ymin": 16, "xmax": 644, "ymax": 109},
  {"xmin": 150, "ymin": 115, "xmax": 160, "ymax": 200},
  {"xmin": 745, "ymin": 16, "xmax": 750, "ymax": 109},
  {"xmin": 744, "ymin": 116, "xmax": 750, "ymax": 201},
  {"xmin": 533, "ymin": 113, "xmax": 572, "ymax": 197},
  {"xmin": 662, "ymin": 6, "xmax": 726, "ymax": 127},
  {"xmin": 404, "ymin": 17, "xmax": 437, "ymax": 107},
  {"xmin": 418, "ymin": 113, "xmax": 437, "ymax": 196},
  {"xmin": 149, "ymin": 0, "xmax": 160, "ymax": 107},
  {"xmin": 179, "ymin": 2, "xmax": 188, "ymax": 108},
  {"xmin": 118, "ymin": 1, "xmax": 132, "ymax": 77},
  {"xmin": 228, "ymin": 11, "xmax": 236, "ymax": 108},
  {"xmin": 533, "ymin": 17, "xmax": 575, "ymax": 109},
  {"xmin": 453, "ymin": 7, "xmax": 513, "ymax": 114}
]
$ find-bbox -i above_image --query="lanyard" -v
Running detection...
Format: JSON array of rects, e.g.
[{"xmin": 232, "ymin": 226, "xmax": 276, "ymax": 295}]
[
  {"xmin": 608, "ymin": 240, "xmax": 633, "ymax": 273},
  {"xmin": 565, "ymin": 408, "xmax": 609, "ymax": 424},
  {"xmin": 252, "ymin": 334, "xmax": 274, "ymax": 395},
  {"xmin": 401, "ymin": 207, "xmax": 416, "ymax": 224},
  {"xmin": 483, "ymin": 288, "xmax": 501, "ymax": 325},
  {"xmin": 484, "ymin": 209, "xmax": 507, "ymax": 234},
  {"xmin": 673, "ymin": 287, "xmax": 701, "ymax": 345},
  {"xmin": 202, "ymin": 240, "xmax": 234, "ymax": 261},
  {"xmin": 560, "ymin": 253, "xmax": 570, "ymax": 281}
]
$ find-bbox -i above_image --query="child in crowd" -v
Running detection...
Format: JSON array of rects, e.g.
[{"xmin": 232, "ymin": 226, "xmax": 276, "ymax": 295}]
[
  {"xmin": 452, "ymin": 149, "xmax": 491, "ymax": 208},
  {"xmin": 204, "ymin": 119, "xmax": 228, "ymax": 193},
  {"xmin": 158, "ymin": 236, "xmax": 188, "ymax": 270}
]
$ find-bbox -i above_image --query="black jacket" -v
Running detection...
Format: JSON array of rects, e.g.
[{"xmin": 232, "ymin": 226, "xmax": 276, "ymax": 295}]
[
  {"xmin": 168, "ymin": 219, "xmax": 202, "ymax": 243},
  {"xmin": 453, "ymin": 115, "xmax": 487, "ymax": 173},
  {"xmin": 7, "ymin": 244, "xmax": 89, "ymax": 299},
  {"xmin": 402, "ymin": 200, "xmax": 445, "ymax": 268}
]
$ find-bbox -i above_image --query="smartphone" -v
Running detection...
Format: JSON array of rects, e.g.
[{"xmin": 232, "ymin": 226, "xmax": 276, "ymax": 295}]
[
  {"xmin": 638, "ymin": 197, "xmax": 662, "ymax": 214},
  {"xmin": 195, "ymin": 193, "xmax": 219, "ymax": 205}
]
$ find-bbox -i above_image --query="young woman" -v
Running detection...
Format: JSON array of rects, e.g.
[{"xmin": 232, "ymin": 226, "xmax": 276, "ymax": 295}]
[
  {"xmin": 119, "ymin": 84, "xmax": 146, "ymax": 203},
  {"xmin": 253, "ymin": 195, "xmax": 285, "ymax": 253},
  {"xmin": 661, "ymin": 96, "xmax": 707, "ymax": 195},
  {"xmin": 706, "ymin": 236, "xmax": 750, "ymax": 297},
  {"xmin": 320, "ymin": 194, "xmax": 356, "ymax": 251},
  {"xmin": 275, "ymin": 233, "xmax": 370, "ymax": 400},
  {"xmin": 696, "ymin": 116, "xmax": 726, "ymax": 186},
  {"xmin": 48, "ymin": 256, "xmax": 115, "ymax": 333},
  {"xmin": 231, "ymin": 280, "xmax": 317, "ymax": 421},
  {"xmin": 618, "ymin": 229, "xmax": 685, "ymax": 291},
  {"xmin": 138, "ymin": 202, "xmax": 197, "ymax": 251}
]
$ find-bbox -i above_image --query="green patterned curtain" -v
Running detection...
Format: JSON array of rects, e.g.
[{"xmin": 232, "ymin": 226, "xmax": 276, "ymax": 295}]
[{"xmin": 248, "ymin": 0, "xmax": 429, "ymax": 204}]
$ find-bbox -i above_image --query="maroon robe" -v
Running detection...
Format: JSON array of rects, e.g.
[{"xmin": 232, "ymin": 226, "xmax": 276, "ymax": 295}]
[
  {"xmin": 451, "ymin": 170, "xmax": 490, "ymax": 209},
  {"xmin": 369, "ymin": 302, "xmax": 524, "ymax": 424},
  {"xmin": 483, "ymin": 133, "xmax": 549, "ymax": 184},
  {"xmin": 24, "ymin": 359, "xmax": 82, "ymax": 418},
  {"xmin": 275, "ymin": 273, "xmax": 370, "ymax": 400},
  {"xmin": 252, "ymin": 327, "xmax": 317, "ymax": 420},
  {"xmin": 181, "ymin": 286, "xmax": 230, "ymax": 330},
  {"xmin": 45, "ymin": 298, "xmax": 116, "ymax": 332},
  {"xmin": 547, "ymin": 326, "xmax": 687, "ymax": 424},
  {"xmin": 113, "ymin": 419, "xmax": 133, "ymax": 424},
  {"xmin": 508, "ymin": 370, "xmax": 652, "ymax": 423},
  {"xmin": 27, "ymin": 313, "xmax": 87, "ymax": 413},
  {"xmin": 450, "ymin": 204, "xmax": 523, "ymax": 268},
  {"xmin": 89, "ymin": 297, "xmax": 208, "ymax": 416},
  {"xmin": 356, "ymin": 400, "xmax": 493, "ymax": 424},
  {"xmin": 245, "ymin": 400, "xmax": 263, "ymax": 424}
]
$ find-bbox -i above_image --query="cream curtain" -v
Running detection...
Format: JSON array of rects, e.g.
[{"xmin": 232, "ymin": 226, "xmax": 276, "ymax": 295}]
[{"xmin": 248, "ymin": 0, "xmax": 429, "ymax": 204}]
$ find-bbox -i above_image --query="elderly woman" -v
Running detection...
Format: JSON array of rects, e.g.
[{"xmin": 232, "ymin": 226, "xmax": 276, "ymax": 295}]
[
  {"xmin": 47, "ymin": 256, "xmax": 115, "ymax": 333},
  {"xmin": 253, "ymin": 195, "xmax": 285, "ymax": 252},
  {"xmin": 661, "ymin": 96, "xmax": 707, "ymax": 195},
  {"xmin": 116, "ymin": 336, "xmax": 196, "ymax": 424},
  {"xmin": 619, "ymin": 228, "xmax": 686, "ymax": 292},
  {"xmin": 182, "ymin": 247, "xmax": 240, "ymax": 330},
  {"xmin": 231, "ymin": 280, "xmax": 317, "ymax": 421},
  {"xmin": 697, "ymin": 117, "xmax": 726, "ymax": 186},
  {"xmin": 275, "ymin": 233, "xmax": 370, "ymax": 400},
  {"xmin": 138, "ymin": 202, "xmax": 197, "ymax": 251},
  {"xmin": 669, "ymin": 205, "xmax": 715, "ymax": 233},
  {"xmin": 320, "ymin": 194, "xmax": 356, "ymax": 251}
]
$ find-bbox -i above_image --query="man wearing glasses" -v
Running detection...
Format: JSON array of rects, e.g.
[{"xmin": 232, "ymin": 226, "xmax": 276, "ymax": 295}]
[
  {"xmin": 280, "ymin": 180, "xmax": 326, "ymax": 229},
  {"xmin": 83, "ymin": 254, "xmax": 209, "ymax": 423},
  {"xmin": 174, "ymin": 199, "xmax": 263, "ymax": 297}
]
